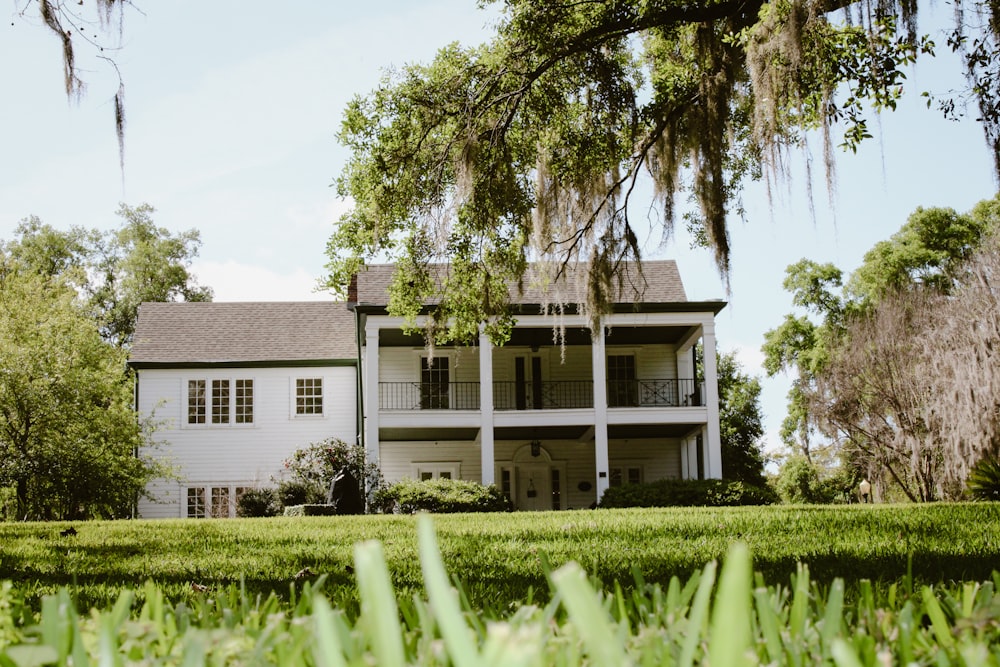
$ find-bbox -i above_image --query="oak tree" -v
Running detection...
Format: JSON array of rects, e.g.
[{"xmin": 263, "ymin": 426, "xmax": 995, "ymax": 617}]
[
  {"xmin": 324, "ymin": 0, "xmax": 995, "ymax": 341},
  {"xmin": 0, "ymin": 267, "xmax": 167, "ymax": 520},
  {"xmin": 4, "ymin": 203, "xmax": 212, "ymax": 347}
]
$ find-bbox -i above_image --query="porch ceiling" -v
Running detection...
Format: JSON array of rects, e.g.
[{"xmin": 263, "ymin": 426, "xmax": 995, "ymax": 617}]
[
  {"xmin": 377, "ymin": 423, "xmax": 700, "ymax": 442},
  {"xmin": 494, "ymin": 425, "xmax": 593, "ymax": 441},
  {"xmin": 376, "ymin": 325, "xmax": 694, "ymax": 347},
  {"xmin": 379, "ymin": 427, "xmax": 480, "ymax": 441},
  {"xmin": 609, "ymin": 423, "xmax": 701, "ymax": 439}
]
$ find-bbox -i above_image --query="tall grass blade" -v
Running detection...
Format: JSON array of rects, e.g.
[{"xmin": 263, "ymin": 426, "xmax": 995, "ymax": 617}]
[
  {"xmin": 679, "ymin": 561, "xmax": 717, "ymax": 667},
  {"xmin": 551, "ymin": 562, "xmax": 628, "ymax": 667},
  {"xmin": 417, "ymin": 516, "xmax": 480, "ymax": 667},
  {"xmin": 709, "ymin": 543, "xmax": 753, "ymax": 667},
  {"xmin": 830, "ymin": 638, "xmax": 865, "ymax": 667},
  {"xmin": 311, "ymin": 595, "xmax": 348, "ymax": 667},
  {"xmin": 820, "ymin": 579, "xmax": 845, "ymax": 648},
  {"xmin": 922, "ymin": 587, "xmax": 956, "ymax": 651},
  {"xmin": 753, "ymin": 587, "xmax": 784, "ymax": 664},
  {"xmin": 354, "ymin": 540, "xmax": 405, "ymax": 667}
]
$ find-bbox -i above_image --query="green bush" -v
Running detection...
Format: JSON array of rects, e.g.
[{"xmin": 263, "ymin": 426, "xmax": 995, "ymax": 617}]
[
  {"xmin": 774, "ymin": 455, "xmax": 836, "ymax": 503},
  {"xmin": 376, "ymin": 478, "xmax": 513, "ymax": 514},
  {"xmin": 598, "ymin": 478, "xmax": 778, "ymax": 508},
  {"xmin": 276, "ymin": 480, "xmax": 326, "ymax": 508},
  {"xmin": 280, "ymin": 438, "xmax": 384, "ymax": 513},
  {"xmin": 235, "ymin": 487, "xmax": 280, "ymax": 518},
  {"xmin": 282, "ymin": 504, "xmax": 339, "ymax": 517},
  {"xmin": 968, "ymin": 455, "xmax": 1000, "ymax": 500}
]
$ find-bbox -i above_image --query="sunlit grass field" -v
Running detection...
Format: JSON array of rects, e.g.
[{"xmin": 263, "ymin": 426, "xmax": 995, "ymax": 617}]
[
  {"xmin": 2, "ymin": 505, "xmax": 1000, "ymax": 665},
  {"xmin": 1, "ymin": 503, "xmax": 998, "ymax": 611}
]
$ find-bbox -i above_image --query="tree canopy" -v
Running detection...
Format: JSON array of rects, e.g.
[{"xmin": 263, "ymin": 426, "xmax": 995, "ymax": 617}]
[
  {"xmin": 324, "ymin": 0, "xmax": 993, "ymax": 341},
  {"xmin": 0, "ymin": 267, "xmax": 168, "ymax": 520},
  {"xmin": 716, "ymin": 350, "xmax": 768, "ymax": 485},
  {"xmin": 3, "ymin": 203, "xmax": 212, "ymax": 347},
  {"xmin": 763, "ymin": 193, "xmax": 1000, "ymax": 500}
]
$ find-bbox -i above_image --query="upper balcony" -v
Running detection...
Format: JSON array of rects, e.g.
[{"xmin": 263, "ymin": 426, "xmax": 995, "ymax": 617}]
[{"xmin": 377, "ymin": 378, "xmax": 702, "ymax": 411}]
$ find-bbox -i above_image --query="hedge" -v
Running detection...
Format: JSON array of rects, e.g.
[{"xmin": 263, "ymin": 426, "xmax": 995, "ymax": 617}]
[
  {"xmin": 376, "ymin": 478, "xmax": 513, "ymax": 513},
  {"xmin": 599, "ymin": 478, "xmax": 778, "ymax": 508}
]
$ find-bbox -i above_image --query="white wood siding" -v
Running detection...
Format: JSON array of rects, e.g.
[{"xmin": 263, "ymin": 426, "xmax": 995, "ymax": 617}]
[
  {"xmin": 136, "ymin": 365, "xmax": 357, "ymax": 518},
  {"xmin": 380, "ymin": 441, "xmax": 482, "ymax": 483},
  {"xmin": 608, "ymin": 439, "xmax": 682, "ymax": 482},
  {"xmin": 377, "ymin": 347, "xmax": 481, "ymax": 383}
]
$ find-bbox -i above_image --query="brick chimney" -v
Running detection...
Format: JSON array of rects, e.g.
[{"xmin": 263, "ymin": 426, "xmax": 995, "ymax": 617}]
[{"xmin": 347, "ymin": 273, "xmax": 358, "ymax": 304}]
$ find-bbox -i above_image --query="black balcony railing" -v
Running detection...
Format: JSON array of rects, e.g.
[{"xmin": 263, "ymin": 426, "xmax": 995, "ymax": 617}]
[
  {"xmin": 606, "ymin": 378, "xmax": 701, "ymax": 408},
  {"xmin": 377, "ymin": 378, "xmax": 701, "ymax": 410},
  {"xmin": 493, "ymin": 380, "xmax": 594, "ymax": 410},
  {"xmin": 378, "ymin": 381, "xmax": 481, "ymax": 410}
]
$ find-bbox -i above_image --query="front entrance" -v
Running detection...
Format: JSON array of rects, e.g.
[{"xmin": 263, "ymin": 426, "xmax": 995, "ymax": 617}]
[
  {"xmin": 516, "ymin": 463, "xmax": 551, "ymax": 511},
  {"xmin": 499, "ymin": 443, "xmax": 566, "ymax": 511}
]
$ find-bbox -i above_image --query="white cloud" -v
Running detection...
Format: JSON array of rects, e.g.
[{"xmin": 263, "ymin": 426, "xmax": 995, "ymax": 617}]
[
  {"xmin": 192, "ymin": 260, "xmax": 331, "ymax": 302},
  {"xmin": 723, "ymin": 342, "xmax": 767, "ymax": 374}
]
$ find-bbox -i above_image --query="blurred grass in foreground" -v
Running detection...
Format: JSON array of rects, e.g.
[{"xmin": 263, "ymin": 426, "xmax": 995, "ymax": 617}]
[{"xmin": 2, "ymin": 515, "xmax": 1000, "ymax": 666}]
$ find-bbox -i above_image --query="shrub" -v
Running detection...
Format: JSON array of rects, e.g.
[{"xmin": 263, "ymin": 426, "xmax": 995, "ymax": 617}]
[
  {"xmin": 774, "ymin": 455, "xmax": 834, "ymax": 504},
  {"xmin": 235, "ymin": 487, "xmax": 280, "ymax": 518},
  {"xmin": 598, "ymin": 478, "xmax": 778, "ymax": 508},
  {"xmin": 276, "ymin": 480, "xmax": 325, "ymax": 508},
  {"xmin": 280, "ymin": 438, "xmax": 383, "ymax": 512},
  {"xmin": 375, "ymin": 478, "xmax": 513, "ymax": 514},
  {"xmin": 282, "ymin": 504, "xmax": 339, "ymax": 517},
  {"xmin": 968, "ymin": 455, "xmax": 1000, "ymax": 500}
]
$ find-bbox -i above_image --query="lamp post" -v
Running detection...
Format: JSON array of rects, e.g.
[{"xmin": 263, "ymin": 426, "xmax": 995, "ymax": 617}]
[{"xmin": 859, "ymin": 479, "xmax": 872, "ymax": 504}]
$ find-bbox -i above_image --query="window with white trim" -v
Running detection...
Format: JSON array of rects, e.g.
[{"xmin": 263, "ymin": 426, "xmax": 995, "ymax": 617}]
[
  {"xmin": 420, "ymin": 357, "xmax": 449, "ymax": 409},
  {"xmin": 412, "ymin": 462, "xmax": 460, "ymax": 481},
  {"xmin": 187, "ymin": 378, "xmax": 253, "ymax": 426},
  {"xmin": 235, "ymin": 380, "xmax": 253, "ymax": 424},
  {"xmin": 188, "ymin": 380, "xmax": 206, "ymax": 424},
  {"xmin": 609, "ymin": 465, "xmax": 643, "ymax": 488},
  {"xmin": 186, "ymin": 487, "xmax": 206, "ymax": 518},
  {"xmin": 296, "ymin": 378, "xmax": 323, "ymax": 415},
  {"xmin": 210, "ymin": 486, "xmax": 230, "ymax": 517},
  {"xmin": 187, "ymin": 485, "xmax": 253, "ymax": 518},
  {"xmin": 212, "ymin": 380, "xmax": 230, "ymax": 424}
]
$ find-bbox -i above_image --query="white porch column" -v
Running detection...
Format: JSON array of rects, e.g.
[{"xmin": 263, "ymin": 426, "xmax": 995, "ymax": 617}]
[
  {"xmin": 591, "ymin": 320, "xmax": 610, "ymax": 500},
  {"xmin": 702, "ymin": 325, "xmax": 723, "ymax": 478},
  {"xmin": 479, "ymin": 331, "xmax": 495, "ymax": 485},
  {"xmin": 364, "ymin": 321, "xmax": 380, "ymax": 466}
]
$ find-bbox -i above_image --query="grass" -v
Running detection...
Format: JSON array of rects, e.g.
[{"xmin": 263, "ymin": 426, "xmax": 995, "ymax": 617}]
[
  {"xmin": 2, "ymin": 512, "xmax": 1000, "ymax": 666},
  {"xmin": 0, "ymin": 503, "xmax": 998, "ymax": 612}
]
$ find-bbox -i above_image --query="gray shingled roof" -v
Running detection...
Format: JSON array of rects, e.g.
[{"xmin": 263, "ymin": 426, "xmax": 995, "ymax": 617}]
[
  {"xmin": 130, "ymin": 302, "xmax": 356, "ymax": 366},
  {"xmin": 354, "ymin": 260, "xmax": 687, "ymax": 306}
]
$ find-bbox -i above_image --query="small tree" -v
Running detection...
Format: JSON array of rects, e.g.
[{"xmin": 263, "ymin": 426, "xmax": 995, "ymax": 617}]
[
  {"xmin": 281, "ymin": 438, "xmax": 383, "ymax": 513},
  {"xmin": 716, "ymin": 350, "xmax": 768, "ymax": 486},
  {"xmin": 0, "ymin": 269, "xmax": 168, "ymax": 519},
  {"xmin": 774, "ymin": 455, "xmax": 829, "ymax": 504}
]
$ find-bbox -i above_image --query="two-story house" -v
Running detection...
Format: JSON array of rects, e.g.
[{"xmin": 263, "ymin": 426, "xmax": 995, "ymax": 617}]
[
  {"xmin": 129, "ymin": 302, "xmax": 359, "ymax": 518},
  {"xmin": 353, "ymin": 261, "xmax": 725, "ymax": 510},
  {"xmin": 129, "ymin": 261, "xmax": 725, "ymax": 516}
]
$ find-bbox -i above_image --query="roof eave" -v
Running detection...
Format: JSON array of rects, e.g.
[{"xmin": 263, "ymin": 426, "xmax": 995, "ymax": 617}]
[
  {"xmin": 129, "ymin": 358, "xmax": 358, "ymax": 370},
  {"xmin": 352, "ymin": 300, "xmax": 726, "ymax": 316}
]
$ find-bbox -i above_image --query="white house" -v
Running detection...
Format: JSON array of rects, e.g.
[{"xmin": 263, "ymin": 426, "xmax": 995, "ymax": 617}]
[
  {"xmin": 129, "ymin": 302, "xmax": 359, "ymax": 518},
  {"xmin": 353, "ymin": 261, "xmax": 725, "ymax": 510},
  {"xmin": 129, "ymin": 261, "xmax": 725, "ymax": 517}
]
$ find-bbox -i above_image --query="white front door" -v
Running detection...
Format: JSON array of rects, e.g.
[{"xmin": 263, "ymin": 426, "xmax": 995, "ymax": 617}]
[{"xmin": 517, "ymin": 464, "xmax": 551, "ymax": 511}]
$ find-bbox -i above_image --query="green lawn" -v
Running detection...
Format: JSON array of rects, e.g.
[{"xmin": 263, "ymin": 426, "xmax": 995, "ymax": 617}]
[
  {"xmin": 2, "ymin": 507, "xmax": 1000, "ymax": 666},
  {"xmin": 2, "ymin": 503, "xmax": 998, "ymax": 611}
]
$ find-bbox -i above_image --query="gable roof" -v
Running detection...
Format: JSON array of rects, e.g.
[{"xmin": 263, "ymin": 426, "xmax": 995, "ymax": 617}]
[
  {"xmin": 129, "ymin": 302, "xmax": 356, "ymax": 367},
  {"xmin": 353, "ymin": 260, "xmax": 689, "ymax": 307}
]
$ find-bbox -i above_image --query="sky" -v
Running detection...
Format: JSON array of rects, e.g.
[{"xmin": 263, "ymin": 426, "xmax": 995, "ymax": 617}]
[{"xmin": 1, "ymin": 1, "xmax": 997, "ymax": 460}]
